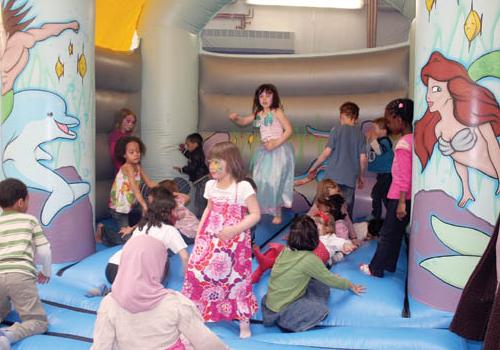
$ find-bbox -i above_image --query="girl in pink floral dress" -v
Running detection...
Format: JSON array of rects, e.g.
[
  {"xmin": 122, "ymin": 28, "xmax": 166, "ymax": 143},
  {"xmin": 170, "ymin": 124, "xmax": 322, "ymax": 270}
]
[{"xmin": 182, "ymin": 142, "xmax": 261, "ymax": 339}]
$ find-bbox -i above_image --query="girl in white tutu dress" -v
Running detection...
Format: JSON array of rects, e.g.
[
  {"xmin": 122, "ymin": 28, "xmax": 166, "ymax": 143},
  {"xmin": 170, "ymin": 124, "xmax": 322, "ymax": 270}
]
[{"xmin": 229, "ymin": 84, "xmax": 294, "ymax": 224}]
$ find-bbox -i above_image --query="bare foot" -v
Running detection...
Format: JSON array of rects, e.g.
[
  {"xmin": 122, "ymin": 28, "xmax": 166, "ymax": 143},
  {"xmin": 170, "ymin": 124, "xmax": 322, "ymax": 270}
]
[
  {"xmin": 458, "ymin": 192, "xmax": 475, "ymax": 207},
  {"xmin": 272, "ymin": 215, "xmax": 282, "ymax": 225},
  {"xmin": 239, "ymin": 319, "xmax": 251, "ymax": 339},
  {"xmin": 95, "ymin": 223, "xmax": 104, "ymax": 243}
]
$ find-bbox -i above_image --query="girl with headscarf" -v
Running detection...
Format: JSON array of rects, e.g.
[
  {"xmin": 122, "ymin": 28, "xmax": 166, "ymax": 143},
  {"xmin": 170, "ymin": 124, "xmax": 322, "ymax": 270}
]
[
  {"xmin": 414, "ymin": 51, "xmax": 500, "ymax": 207},
  {"xmin": 91, "ymin": 235, "xmax": 228, "ymax": 350}
]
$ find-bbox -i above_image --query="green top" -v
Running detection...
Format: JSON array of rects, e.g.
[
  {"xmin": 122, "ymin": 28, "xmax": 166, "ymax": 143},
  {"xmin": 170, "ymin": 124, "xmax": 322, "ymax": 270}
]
[{"xmin": 266, "ymin": 247, "xmax": 351, "ymax": 312}]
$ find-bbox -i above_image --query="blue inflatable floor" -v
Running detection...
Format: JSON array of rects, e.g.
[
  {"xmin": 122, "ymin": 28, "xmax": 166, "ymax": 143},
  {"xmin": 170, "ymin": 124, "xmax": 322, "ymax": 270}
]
[{"xmin": 4, "ymin": 219, "xmax": 478, "ymax": 349}]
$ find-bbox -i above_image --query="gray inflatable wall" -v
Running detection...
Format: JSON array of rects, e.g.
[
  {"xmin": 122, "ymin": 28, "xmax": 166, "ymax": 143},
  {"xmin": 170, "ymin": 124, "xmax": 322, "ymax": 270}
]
[
  {"xmin": 199, "ymin": 43, "xmax": 409, "ymax": 174},
  {"xmin": 95, "ymin": 47, "xmax": 142, "ymax": 221}
]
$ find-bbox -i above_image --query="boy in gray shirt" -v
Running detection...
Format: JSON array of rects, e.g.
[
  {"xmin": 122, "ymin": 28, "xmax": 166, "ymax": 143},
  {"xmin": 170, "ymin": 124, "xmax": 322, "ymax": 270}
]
[{"xmin": 308, "ymin": 102, "xmax": 367, "ymax": 219}]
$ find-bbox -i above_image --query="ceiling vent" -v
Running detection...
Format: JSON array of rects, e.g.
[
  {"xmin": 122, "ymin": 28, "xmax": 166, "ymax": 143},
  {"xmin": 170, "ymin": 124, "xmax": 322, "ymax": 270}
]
[{"xmin": 202, "ymin": 29, "xmax": 295, "ymax": 54}]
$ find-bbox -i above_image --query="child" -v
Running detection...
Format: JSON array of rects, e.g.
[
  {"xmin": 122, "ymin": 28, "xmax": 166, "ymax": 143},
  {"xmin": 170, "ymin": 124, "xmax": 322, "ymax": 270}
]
[
  {"xmin": 0, "ymin": 178, "xmax": 52, "ymax": 348},
  {"xmin": 174, "ymin": 133, "xmax": 209, "ymax": 218},
  {"xmin": 360, "ymin": 98, "xmax": 414, "ymax": 277},
  {"xmin": 108, "ymin": 108, "xmax": 137, "ymax": 173},
  {"xmin": 366, "ymin": 117, "xmax": 394, "ymax": 228},
  {"xmin": 158, "ymin": 179, "xmax": 199, "ymax": 245},
  {"xmin": 308, "ymin": 102, "xmax": 367, "ymax": 220},
  {"xmin": 103, "ymin": 187, "xmax": 189, "ymax": 287},
  {"xmin": 92, "ymin": 235, "xmax": 229, "ymax": 350},
  {"xmin": 103, "ymin": 136, "xmax": 157, "ymax": 245},
  {"xmin": 261, "ymin": 215, "xmax": 365, "ymax": 332},
  {"xmin": 182, "ymin": 142, "xmax": 261, "ymax": 339},
  {"xmin": 229, "ymin": 83, "xmax": 294, "ymax": 225}
]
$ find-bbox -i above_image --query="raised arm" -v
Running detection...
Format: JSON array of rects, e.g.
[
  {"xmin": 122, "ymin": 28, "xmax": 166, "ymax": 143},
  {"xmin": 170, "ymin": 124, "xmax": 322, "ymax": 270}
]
[{"xmin": 229, "ymin": 112, "xmax": 255, "ymax": 127}]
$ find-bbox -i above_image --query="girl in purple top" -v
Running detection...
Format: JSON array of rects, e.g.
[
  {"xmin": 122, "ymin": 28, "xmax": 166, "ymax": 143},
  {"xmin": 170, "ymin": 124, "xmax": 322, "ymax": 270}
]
[
  {"xmin": 109, "ymin": 108, "xmax": 137, "ymax": 173},
  {"xmin": 360, "ymin": 98, "xmax": 414, "ymax": 277}
]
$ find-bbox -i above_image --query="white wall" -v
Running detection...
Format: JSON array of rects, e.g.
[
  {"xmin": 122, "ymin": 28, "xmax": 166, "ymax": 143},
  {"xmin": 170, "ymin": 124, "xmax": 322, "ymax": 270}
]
[{"xmin": 205, "ymin": 2, "xmax": 410, "ymax": 54}]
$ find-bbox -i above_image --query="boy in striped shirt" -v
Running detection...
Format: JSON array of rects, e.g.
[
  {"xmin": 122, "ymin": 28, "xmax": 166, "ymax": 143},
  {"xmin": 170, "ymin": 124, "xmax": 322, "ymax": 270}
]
[{"xmin": 0, "ymin": 179, "xmax": 51, "ymax": 350}]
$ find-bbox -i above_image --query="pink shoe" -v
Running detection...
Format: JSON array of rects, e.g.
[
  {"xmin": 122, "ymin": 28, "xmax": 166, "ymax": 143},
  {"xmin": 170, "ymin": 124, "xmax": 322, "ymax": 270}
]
[{"xmin": 359, "ymin": 263, "xmax": 372, "ymax": 276}]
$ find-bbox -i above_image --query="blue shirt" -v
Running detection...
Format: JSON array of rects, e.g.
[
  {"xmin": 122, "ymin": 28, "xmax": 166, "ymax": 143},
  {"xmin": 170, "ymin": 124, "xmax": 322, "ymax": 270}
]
[
  {"xmin": 367, "ymin": 136, "xmax": 394, "ymax": 173},
  {"xmin": 325, "ymin": 124, "xmax": 366, "ymax": 188}
]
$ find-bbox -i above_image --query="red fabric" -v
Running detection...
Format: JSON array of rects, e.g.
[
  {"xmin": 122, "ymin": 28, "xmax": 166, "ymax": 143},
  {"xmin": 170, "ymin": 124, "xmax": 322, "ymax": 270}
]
[{"xmin": 313, "ymin": 241, "xmax": 330, "ymax": 264}]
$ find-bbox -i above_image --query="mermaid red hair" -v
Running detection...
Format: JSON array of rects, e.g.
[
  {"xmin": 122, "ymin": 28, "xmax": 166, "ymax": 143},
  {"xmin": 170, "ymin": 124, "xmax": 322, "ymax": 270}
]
[{"xmin": 414, "ymin": 51, "xmax": 500, "ymax": 170}]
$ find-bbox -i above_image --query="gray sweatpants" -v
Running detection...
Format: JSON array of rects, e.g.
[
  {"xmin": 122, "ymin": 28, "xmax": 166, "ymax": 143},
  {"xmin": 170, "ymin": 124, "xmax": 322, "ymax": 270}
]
[{"xmin": 0, "ymin": 273, "xmax": 48, "ymax": 343}]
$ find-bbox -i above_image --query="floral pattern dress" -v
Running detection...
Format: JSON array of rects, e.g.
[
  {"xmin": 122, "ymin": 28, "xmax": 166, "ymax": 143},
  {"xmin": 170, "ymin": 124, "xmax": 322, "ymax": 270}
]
[{"xmin": 182, "ymin": 183, "xmax": 257, "ymax": 321}]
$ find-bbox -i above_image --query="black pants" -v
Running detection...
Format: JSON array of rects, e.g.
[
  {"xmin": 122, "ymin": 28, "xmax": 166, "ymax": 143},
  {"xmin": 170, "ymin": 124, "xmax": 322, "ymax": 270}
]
[
  {"xmin": 106, "ymin": 260, "xmax": 170, "ymax": 285},
  {"xmin": 371, "ymin": 173, "xmax": 392, "ymax": 220},
  {"xmin": 369, "ymin": 199, "xmax": 411, "ymax": 277}
]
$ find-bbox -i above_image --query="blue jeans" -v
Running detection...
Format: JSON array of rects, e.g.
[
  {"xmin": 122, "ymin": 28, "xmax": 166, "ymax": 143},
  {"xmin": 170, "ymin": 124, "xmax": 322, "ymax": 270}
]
[{"xmin": 338, "ymin": 184, "xmax": 355, "ymax": 220}]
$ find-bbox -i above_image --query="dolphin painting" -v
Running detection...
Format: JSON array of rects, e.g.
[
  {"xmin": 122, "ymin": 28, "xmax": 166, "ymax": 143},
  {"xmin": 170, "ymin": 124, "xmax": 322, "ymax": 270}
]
[{"xmin": 1, "ymin": 89, "xmax": 90, "ymax": 226}]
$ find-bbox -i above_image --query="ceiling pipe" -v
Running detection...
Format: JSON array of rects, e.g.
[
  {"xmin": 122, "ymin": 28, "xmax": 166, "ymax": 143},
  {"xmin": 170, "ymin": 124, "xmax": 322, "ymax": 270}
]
[
  {"xmin": 366, "ymin": 0, "xmax": 378, "ymax": 48},
  {"xmin": 214, "ymin": 8, "xmax": 254, "ymax": 29}
]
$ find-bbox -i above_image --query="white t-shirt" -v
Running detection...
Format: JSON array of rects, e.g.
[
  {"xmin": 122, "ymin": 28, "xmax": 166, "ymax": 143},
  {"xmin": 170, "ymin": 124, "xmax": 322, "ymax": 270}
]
[
  {"xmin": 204, "ymin": 180, "xmax": 255, "ymax": 206},
  {"xmin": 109, "ymin": 224, "xmax": 187, "ymax": 265},
  {"xmin": 319, "ymin": 234, "xmax": 346, "ymax": 256}
]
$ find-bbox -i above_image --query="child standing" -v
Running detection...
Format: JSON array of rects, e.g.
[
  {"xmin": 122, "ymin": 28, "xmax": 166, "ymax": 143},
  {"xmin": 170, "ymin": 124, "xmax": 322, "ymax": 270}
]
[
  {"xmin": 0, "ymin": 179, "xmax": 52, "ymax": 349},
  {"xmin": 360, "ymin": 99, "xmax": 414, "ymax": 277},
  {"xmin": 108, "ymin": 108, "xmax": 137, "ymax": 173},
  {"xmin": 174, "ymin": 133, "xmax": 209, "ymax": 218},
  {"xmin": 308, "ymin": 102, "xmax": 367, "ymax": 220},
  {"xmin": 158, "ymin": 179, "xmax": 199, "ymax": 245},
  {"xmin": 261, "ymin": 216, "xmax": 364, "ymax": 332},
  {"xmin": 229, "ymin": 84, "xmax": 294, "ymax": 225},
  {"xmin": 366, "ymin": 117, "xmax": 394, "ymax": 226},
  {"xmin": 104, "ymin": 136, "xmax": 157, "ymax": 245},
  {"xmin": 182, "ymin": 142, "xmax": 261, "ymax": 339}
]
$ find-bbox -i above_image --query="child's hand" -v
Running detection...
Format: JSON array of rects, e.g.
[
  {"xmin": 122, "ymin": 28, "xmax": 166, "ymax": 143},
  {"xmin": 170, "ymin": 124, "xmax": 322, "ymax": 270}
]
[
  {"xmin": 357, "ymin": 177, "xmax": 365, "ymax": 189},
  {"xmin": 218, "ymin": 227, "xmax": 235, "ymax": 240},
  {"xmin": 37, "ymin": 272, "xmax": 50, "ymax": 284},
  {"xmin": 396, "ymin": 201, "xmax": 406, "ymax": 221},
  {"xmin": 119, "ymin": 226, "xmax": 134, "ymax": 236},
  {"xmin": 349, "ymin": 283, "xmax": 366, "ymax": 295},
  {"xmin": 342, "ymin": 242, "xmax": 356, "ymax": 254},
  {"xmin": 178, "ymin": 143, "xmax": 185, "ymax": 153},
  {"xmin": 307, "ymin": 168, "xmax": 317, "ymax": 180},
  {"xmin": 229, "ymin": 112, "xmax": 239, "ymax": 121},
  {"xmin": 263, "ymin": 139, "xmax": 279, "ymax": 151}
]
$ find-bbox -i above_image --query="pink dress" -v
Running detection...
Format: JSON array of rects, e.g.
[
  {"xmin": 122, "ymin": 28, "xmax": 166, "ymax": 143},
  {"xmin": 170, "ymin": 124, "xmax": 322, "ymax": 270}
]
[{"xmin": 182, "ymin": 181, "xmax": 258, "ymax": 321}]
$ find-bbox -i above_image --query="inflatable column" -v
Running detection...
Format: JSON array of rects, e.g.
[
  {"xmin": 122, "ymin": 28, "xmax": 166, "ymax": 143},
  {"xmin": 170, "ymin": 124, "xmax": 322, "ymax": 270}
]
[
  {"xmin": 409, "ymin": 0, "xmax": 500, "ymax": 311},
  {"xmin": 138, "ymin": 0, "xmax": 230, "ymax": 181},
  {"xmin": 0, "ymin": 0, "xmax": 95, "ymax": 262}
]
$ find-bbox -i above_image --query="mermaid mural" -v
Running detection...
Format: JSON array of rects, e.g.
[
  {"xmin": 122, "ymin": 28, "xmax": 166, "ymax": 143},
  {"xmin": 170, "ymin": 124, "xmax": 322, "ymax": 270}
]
[
  {"xmin": 414, "ymin": 51, "xmax": 500, "ymax": 208},
  {"xmin": 1, "ymin": 0, "xmax": 79, "ymax": 122}
]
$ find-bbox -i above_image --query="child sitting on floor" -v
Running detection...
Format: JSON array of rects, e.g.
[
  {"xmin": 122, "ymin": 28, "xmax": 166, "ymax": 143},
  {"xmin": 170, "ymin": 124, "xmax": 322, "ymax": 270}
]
[
  {"xmin": 158, "ymin": 179, "xmax": 199, "ymax": 245},
  {"xmin": 261, "ymin": 215, "xmax": 365, "ymax": 332}
]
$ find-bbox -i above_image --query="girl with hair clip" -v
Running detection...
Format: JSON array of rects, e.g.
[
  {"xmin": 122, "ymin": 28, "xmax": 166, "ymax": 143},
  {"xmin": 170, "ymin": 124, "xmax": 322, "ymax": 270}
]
[
  {"xmin": 261, "ymin": 215, "xmax": 365, "ymax": 333},
  {"xmin": 360, "ymin": 98, "xmax": 414, "ymax": 277},
  {"xmin": 182, "ymin": 142, "xmax": 261, "ymax": 339},
  {"xmin": 414, "ymin": 51, "xmax": 500, "ymax": 208},
  {"xmin": 108, "ymin": 108, "xmax": 137, "ymax": 173},
  {"xmin": 229, "ymin": 83, "xmax": 295, "ymax": 225}
]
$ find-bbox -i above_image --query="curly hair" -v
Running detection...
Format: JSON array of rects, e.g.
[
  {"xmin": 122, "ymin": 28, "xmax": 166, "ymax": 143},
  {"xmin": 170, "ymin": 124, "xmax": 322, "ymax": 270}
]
[{"xmin": 114, "ymin": 136, "xmax": 146, "ymax": 165}]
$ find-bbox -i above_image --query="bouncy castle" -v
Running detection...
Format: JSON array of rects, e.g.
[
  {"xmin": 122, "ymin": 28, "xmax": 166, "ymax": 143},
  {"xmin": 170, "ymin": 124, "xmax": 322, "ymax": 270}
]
[{"xmin": 0, "ymin": 0, "xmax": 499, "ymax": 348}]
